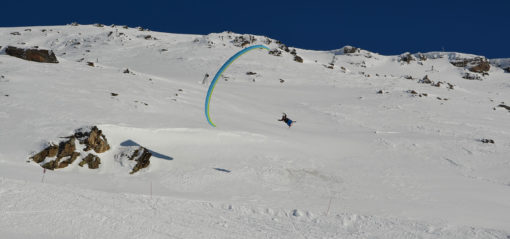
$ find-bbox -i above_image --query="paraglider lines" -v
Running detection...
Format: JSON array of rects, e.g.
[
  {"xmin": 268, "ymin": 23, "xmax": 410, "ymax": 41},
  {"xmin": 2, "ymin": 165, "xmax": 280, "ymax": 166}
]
[{"xmin": 205, "ymin": 45, "xmax": 270, "ymax": 127}]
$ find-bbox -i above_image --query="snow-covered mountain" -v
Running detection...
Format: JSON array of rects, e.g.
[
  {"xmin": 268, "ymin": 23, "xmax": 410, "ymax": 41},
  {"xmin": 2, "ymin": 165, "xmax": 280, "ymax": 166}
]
[{"xmin": 1, "ymin": 24, "xmax": 509, "ymax": 239}]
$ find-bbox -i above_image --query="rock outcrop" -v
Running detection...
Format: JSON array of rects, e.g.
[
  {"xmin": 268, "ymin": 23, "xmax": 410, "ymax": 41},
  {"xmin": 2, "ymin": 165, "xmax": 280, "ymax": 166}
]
[
  {"xmin": 343, "ymin": 46, "xmax": 359, "ymax": 54},
  {"xmin": 462, "ymin": 72, "xmax": 482, "ymax": 80},
  {"xmin": 30, "ymin": 126, "xmax": 110, "ymax": 170},
  {"xmin": 5, "ymin": 46, "xmax": 59, "ymax": 63},
  {"xmin": 418, "ymin": 75, "xmax": 432, "ymax": 84},
  {"xmin": 232, "ymin": 35, "xmax": 256, "ymax": 47},
  {"xmin": 115, "ymin": 145, "xmax": 153, "ymax": 174},
  {"xmin": 33, "ymin": 137, "xmax": 81, "ymax": 170},
  {"xmin": 75, "ymin": 126, "xmax": 110, "ymax": 153},
  {"xmin": 468, "ymin": 59, "xmax": 490, "ymax": 73},
  {"xmin": 29, "ymin": 126, "xmax": 157, "ymax": 174},
  {"xmin": 79, "ymin": 154, "xmax": 101, "ymax": 169},
  {"xmin": 31, "ymin": 144, "xmax": 59, "ymax": 163},
  {"xmin": 294, "ymin": 55, "xmax": 303, "ymax": 63},
  {"xmin": 268, "ymin": 49, "xmax": 282, "ymax": 56},
  {"xmin": 129, "ymin": 147, "xmax": 152, "ymax": 174},
  {"xmin": 58, "ymin": 152, "xmax": 80, "ymax": 169},
  {"xmin": 276, "ymin": 40, "xmax": 290, "ymax": 53},
  {"xmin": 399, "ymin": 53, "xmax": 414, "ymax": 64},
  {"xmin": 407, "ymin": 90, "xmax": 427, "ymax": 97},
  {"xmin": 450, "ymin": 57, "xmax": 490, "ymax": 73},
  {"xmin": 416, "ymin": 53, "xmax": 427, "ymax": 61},
  {"xmin": 480, "ymin": 139, "xmax": 495, "ymax": 144}
]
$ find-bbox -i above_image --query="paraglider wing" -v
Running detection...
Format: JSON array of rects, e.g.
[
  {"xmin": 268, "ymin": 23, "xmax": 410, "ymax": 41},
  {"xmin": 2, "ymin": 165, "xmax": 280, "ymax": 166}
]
[{"xmin": 205, "ymin": 45, "xmax": 270, "ymax": 127}]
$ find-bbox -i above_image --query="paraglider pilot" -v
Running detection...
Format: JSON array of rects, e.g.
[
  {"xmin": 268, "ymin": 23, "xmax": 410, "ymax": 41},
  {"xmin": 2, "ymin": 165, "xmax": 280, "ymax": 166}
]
[
  {"xmin": 278, "ymin": 113, "xmax": 294, "ymax": 128},
  {"xmin": 202, "ymin": 73, "xmax": 210, "ymax": 85}
]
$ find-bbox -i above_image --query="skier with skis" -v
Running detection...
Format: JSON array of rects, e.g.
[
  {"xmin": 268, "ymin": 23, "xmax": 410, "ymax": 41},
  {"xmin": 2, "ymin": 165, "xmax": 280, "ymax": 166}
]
[{"xmin": 278, "ymin": 113, "xmax": 295, "ymax": 128}]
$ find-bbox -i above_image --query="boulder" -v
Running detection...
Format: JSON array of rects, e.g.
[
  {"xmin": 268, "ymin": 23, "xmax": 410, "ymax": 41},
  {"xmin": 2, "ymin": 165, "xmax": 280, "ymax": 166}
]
[
  {"xmin": 32, "ymin": 137, "xmax": 80, "ymax": 170},
  {"xmin": 480, "ymin": 139, "xmax": 495, "ymax": 144},
  {"xmin": 30, "ymin": 144, "xmax": 59, "ymax": 163},
  {"xmin": 74, "ymin": 126, "xmax": 110, "ymax": 153},
  {"xmin": 418, "ymin": 75, "xmax": 432, "ymax": 84},
  {"xmin": 468, "ymin": 59, "xmax": 490, "ymax": 73},
  {"xmin": 399, "ymin": 53, "xmax": 414, "ymax": 64},
  {"xmin": 5, "ymin": 46, "xmax": 59, "ymax": 63},
  {"xmin": 232, "ymin": 35, "xmax": 256, "ymax": 47},
  {"xmin": 268, "ymin": 49, "xmax": 282, "ymax": 56},
  {"xmin": 407, "ymin": 90, "xmax": 427, "ymax": 97},
  {"xmin": 42, "ymin": 160, "xmax": 59, "ymax": 170},
  {"xmin": 115, "ymin": 145, "xmax": 152, "ymax": 174},
  {"xmin": 433, "ymin": 81, "xmax": 443, "ymax": 87},
  {"xmin": 30, "ymin": 126, "xmax": 110, "ymax": 170},
  {"xmin": 57, "ymin": 152, "xmax": 80, "ymax": 168},
  {"xmin": 79, "ymin": 154, "xmax": 101, "ymax": 169},
  {"xmin": 129, "ymin": 147, "xmax": 152, "ymax": 174},
  {"xmin": 343, "ymin": 46, "xmax": 358, "ymax": 54},
  {"xmin": 462, "ymin": 72, "xmax": 482, "ymax": 80},
  {"xmin": 277, "ymin": 41, "xmax": 290, "ymax": 52},
  {"xmin": 57, "ymin": 137, "xmax": 77, "ymax": 158},
  {"xmin": 450, "ymin": 59, "xmax": 468, "ymax": 67},
  {"xmin": 416, "ymin": 53, "xmax": 427, "ymax": 61},
  {"xmin": 450, "ymin": 57, "xmax": 490, "ymax": 73},
  {"xmin": 294, "ymin": 55, "xmax": 303, "ymax": 63}
]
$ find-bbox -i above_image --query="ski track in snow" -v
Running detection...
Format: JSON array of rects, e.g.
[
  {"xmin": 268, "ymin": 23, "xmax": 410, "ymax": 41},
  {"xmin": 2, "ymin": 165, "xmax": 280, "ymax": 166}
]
[{"xmin": 1, "ymin": 177, "xmax": 507, "ymax": 239}]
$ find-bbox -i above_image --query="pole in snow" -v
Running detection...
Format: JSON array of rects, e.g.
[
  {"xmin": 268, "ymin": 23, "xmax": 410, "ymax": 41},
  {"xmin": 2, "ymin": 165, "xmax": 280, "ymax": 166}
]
[{"xmin": 41, "ymin": 168, "xmax": 46, "ymax": 183}]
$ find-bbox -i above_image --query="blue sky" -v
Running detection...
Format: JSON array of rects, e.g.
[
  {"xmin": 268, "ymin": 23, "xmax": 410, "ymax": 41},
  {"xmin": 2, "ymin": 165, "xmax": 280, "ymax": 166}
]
[{"xmin": 1, "ymin": 0, "xmax": 508, "ymax": 58}]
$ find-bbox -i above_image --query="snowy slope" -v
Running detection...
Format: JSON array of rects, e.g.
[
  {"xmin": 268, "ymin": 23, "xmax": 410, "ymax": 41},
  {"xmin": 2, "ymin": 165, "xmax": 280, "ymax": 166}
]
[{"xmin": 1, "ymin": 24, "xmax": 509, "ymax": 238}]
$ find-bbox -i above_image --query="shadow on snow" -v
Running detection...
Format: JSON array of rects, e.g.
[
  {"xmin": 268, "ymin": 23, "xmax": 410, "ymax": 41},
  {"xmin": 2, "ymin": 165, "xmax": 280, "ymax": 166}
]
[{"xmin": 120, "ymin": 139, "xmax": 174, "ymax": 160}]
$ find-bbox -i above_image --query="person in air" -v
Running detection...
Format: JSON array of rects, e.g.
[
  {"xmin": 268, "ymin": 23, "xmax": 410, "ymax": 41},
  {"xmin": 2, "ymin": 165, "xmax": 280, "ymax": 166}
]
[{"xmin": 278, "ymin": 113, "xmax": 295, "ymax": 128}]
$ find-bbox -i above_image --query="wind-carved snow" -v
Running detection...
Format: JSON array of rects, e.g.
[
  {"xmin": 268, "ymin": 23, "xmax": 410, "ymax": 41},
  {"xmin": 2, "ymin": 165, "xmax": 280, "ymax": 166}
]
[{"xmin": 0, "ymin": 24, "xmax": 509, "ymax": 238}]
